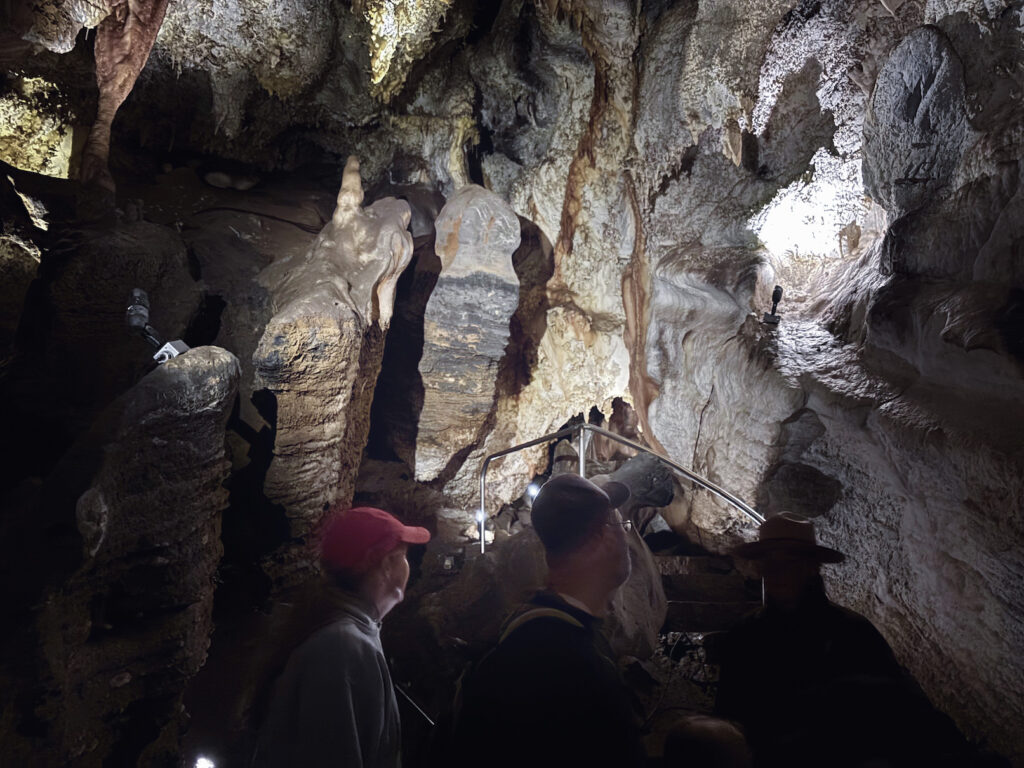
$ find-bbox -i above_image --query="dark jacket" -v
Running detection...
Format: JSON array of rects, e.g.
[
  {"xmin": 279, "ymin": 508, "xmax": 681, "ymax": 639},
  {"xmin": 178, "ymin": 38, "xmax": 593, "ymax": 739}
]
[
  {"xmin": 451, "ymin": 590, "xmax": 645, "ymax": 768},
  {"xmin": 716, "ymin": 591, "xmax": 964, "ymax": 768}
]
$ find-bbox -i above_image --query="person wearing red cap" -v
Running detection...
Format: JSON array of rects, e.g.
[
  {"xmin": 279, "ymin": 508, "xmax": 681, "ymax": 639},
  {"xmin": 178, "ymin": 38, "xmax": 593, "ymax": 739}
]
[{"xmin": 252, "ymin": 506, "xmax": 430, "ymax": 768}]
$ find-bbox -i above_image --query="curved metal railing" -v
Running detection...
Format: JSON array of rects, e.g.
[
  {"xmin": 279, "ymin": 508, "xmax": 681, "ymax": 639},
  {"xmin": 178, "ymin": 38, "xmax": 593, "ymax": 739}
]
[{"xmin": 477, "ymin": 422, "xmax": 764, "ymax": 552}]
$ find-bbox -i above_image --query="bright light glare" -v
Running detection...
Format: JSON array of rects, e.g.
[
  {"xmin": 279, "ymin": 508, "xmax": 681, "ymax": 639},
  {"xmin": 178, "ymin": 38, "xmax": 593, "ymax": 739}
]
[
  {"xmin": 749, "ymin": 149, "xmax": 866, "ymax": 261},
  {"xmin": 195, "ymin": 757, "xmax": 215, "ymax": 768},
  {"xmin": 526, "ymin": 482, "xmax": 541, "ymax": 501},
  {"xmin": 475, "ymin": 510, "xmax": 485, "ymax": 523}
]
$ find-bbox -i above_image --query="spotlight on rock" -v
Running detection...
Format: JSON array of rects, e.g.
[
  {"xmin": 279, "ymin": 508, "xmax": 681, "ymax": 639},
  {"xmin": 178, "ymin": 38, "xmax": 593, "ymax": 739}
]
[
  {"xmin": 526, "ymin": 482, "xmax": 541, "ymax": 503},
  {"xmin": 762, "ymin": 284, "xmax": 783, "ymax": 326},
  {"xmin": 125, "ymin": 288, "xmax": 190, "ymax": 363}
]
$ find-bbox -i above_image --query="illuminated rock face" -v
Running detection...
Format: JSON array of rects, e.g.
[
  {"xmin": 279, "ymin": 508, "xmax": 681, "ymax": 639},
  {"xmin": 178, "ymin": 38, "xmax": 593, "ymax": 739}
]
[
  {"xmin": 0, "ymin": 77, "xmax": 72, "ymax": 177},
  {"xmin": 253, "ymin": 157, "xmax": 413, "ymax": 583},
  {"xmin": 157, "ymin": 0, "xmax": 335, "ymax": 136},
  {"xmin": 416, "ymin": 185, "xmax": 521, "ymax": 482}
]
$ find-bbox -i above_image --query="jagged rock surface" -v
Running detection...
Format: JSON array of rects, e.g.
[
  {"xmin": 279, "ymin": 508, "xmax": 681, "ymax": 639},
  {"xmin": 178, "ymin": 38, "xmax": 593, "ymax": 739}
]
[
  {"xmin": 416, "ymin": 184, "xmax": 521, "ymax": 482},
  {"xmin": 0, "ymin": 346, "xmax": 238, "ymax": 766}
]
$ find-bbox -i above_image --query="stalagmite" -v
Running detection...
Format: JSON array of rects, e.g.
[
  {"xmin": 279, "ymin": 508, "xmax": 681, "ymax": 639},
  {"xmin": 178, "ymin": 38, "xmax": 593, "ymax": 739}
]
[
  {"xmin": 253, "ymin": 156, "xmax": 413, "ymax": 582},
  {"xmin": 416, "ymin": 184, "xmax": 521, "ymax": 482}
]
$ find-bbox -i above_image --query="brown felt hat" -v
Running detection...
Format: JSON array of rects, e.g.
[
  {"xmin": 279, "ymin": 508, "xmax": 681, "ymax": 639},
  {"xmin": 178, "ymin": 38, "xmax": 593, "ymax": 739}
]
[
  {"xmin": 732, "ymin": 512, "xmax": 844, "ymax": 563},
  {"xmin": 531, "ymin": 473, "xmax": 630, "ymax": 555}
]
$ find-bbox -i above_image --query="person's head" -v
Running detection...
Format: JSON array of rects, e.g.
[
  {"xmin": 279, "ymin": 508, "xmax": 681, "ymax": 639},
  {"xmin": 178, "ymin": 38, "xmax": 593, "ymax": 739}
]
[
  {"xmin": 531, "ymin": 473, "xmax": 632, "ymax": 591},
  {"xmin": 732, "ymin": 512, "xmax": 842, "ymax": 609},
  {"xmin": 319, "ymin": 506, "xmax": 431, "ymax": 620},
  {"xmin": 663, "ymin": 715, "xmax": 752, "ymax": 768}
]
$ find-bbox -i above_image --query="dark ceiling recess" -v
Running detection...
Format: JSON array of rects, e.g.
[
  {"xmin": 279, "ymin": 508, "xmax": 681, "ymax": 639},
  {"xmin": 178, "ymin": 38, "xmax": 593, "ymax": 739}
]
[{"xmin": 467, "ymin": 0, "xmax": 503, "ymax": 46}]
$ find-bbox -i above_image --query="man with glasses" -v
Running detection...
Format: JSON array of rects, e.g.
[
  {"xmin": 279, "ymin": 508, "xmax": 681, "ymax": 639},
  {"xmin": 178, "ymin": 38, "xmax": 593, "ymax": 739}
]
[{"xmin": 450, "ymin": 473, "xmax": 645, "ymax": 768}]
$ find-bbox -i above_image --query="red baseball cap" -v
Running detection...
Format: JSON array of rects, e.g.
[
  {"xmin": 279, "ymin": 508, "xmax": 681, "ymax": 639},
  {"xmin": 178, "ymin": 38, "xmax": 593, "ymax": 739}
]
[{"xmin": 320, "ymin": 506, "xmax": 431, "ymax": 574}]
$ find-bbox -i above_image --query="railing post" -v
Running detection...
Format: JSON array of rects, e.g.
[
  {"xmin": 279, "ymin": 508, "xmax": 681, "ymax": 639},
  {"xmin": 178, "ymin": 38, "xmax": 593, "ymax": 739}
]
[
  {"xmin": 577, "ymin": 426, "xmax": 587, "ymax": 478},
  {"xmin": 478, "ymin": 458, "xmax": 488, "ymax": 554}
]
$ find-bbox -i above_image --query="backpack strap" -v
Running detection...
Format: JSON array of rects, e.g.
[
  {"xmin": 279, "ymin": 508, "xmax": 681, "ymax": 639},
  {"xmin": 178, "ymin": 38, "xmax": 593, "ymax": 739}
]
[{"xmin": 498, "ymin": 607, "xmax": 584, "ymax": 644}]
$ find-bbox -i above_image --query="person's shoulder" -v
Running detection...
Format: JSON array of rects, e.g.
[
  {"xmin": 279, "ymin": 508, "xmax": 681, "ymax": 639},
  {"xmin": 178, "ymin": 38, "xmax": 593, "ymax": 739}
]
[
  {"xmin": 296, "ymin": 617, "xmax": 379, "ymax": 664},
  {"xmin": 500, "ymin": 603, "xmax": 589, "ymax": 646},
  {"xmin": 824, "ymin": 601, "xmax": 900, "ymax": 658}
]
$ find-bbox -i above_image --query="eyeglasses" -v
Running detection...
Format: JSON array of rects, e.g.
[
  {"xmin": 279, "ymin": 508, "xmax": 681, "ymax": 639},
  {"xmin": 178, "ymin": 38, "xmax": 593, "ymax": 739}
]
[{"xmin": 606, "ymin": 519, "xmax": 633, "ymax": 532}]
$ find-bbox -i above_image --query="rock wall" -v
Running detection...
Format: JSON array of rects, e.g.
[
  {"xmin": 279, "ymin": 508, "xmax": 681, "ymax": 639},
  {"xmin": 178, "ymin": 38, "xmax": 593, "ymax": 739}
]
[{"xmin": 0, "ymin": 346, "xmax": 239, "ymax": 766}]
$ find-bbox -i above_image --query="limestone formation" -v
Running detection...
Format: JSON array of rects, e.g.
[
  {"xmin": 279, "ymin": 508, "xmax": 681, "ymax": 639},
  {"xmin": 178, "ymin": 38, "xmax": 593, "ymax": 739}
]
[
  {"xmin": 253, "ymin": 157, "xmax": 413, "ymax": 581},
  {"xmin": 20, "ymin": 220, "xmax": 201, "ymax": 409},
  {"xmin": 0, "ymin": 76, "xmax": 72, "ymax": 177},
  {"xmin": 17, "ymin": 0, "xmax": 173, "ymax": 197},
  {"xmin": 4, "ymin": 0, "xmax": 1024, "ymax": 761},
  {"xmin": 863, "ymin": 26, "xmax": 970, "ymax": 217},
  {"xmin": 157, "ymin": 0, "xmax": 336, "ymax": 136},
  {"xmin": 416, "ymin": 184, "xmax": 521, "ymax": 482},
  {"xmin": 0, "ymin": 346, "xmax": 238, "ymax": 765},
  {"xmin": 0, "ymin": 234, "xmax": 38, "ymax": 348}
]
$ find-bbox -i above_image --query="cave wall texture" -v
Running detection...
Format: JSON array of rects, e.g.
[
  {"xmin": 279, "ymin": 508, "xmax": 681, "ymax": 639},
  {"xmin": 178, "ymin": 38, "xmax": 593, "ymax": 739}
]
[{"xmin": 1, "ymin": 0, "xmax": 1023, "ymax": 764}]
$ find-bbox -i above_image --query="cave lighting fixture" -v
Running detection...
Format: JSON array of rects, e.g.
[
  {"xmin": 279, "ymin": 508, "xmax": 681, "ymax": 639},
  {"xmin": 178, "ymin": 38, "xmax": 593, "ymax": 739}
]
[
  {"xmin": 526, "ymin": 481, "xmax": 541, "ymax": 503},
  {"xmin": 762, "ymin": 284, "xmax": 783, "ymax": 326},
  {"xmin": 125, "ymin": 288, "xmax": 191, "ymax": 364}
]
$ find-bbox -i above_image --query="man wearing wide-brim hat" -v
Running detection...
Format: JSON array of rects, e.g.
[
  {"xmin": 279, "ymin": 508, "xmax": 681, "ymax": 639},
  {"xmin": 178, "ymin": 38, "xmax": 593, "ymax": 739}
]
[{"xmin": 715, "ymin": 513, "xmax": 968, "ymax": 768}]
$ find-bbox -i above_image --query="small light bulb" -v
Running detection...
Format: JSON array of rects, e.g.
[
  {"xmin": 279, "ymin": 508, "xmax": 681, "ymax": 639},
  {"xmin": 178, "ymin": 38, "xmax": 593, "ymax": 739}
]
[
  {"xmin": 195, "ymin": 758, "xmax": 215, "ymax": 768},
  {"xmin": 526, "ymin": 482, "xmax": 541, "ymax": 501}
]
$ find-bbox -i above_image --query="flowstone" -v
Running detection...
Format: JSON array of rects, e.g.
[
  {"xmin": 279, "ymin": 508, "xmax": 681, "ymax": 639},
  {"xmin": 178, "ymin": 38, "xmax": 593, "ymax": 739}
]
[
  {"xmin": 0, "ymin": 346, "xmax": 239, "ymax": 765},
  {"xmin": 253, "ymin": 156, "xmax": 413, "ymax": 583},
  {"xmin": 416, "ymin": 185, "xmax": 521, "ymax": 483}
]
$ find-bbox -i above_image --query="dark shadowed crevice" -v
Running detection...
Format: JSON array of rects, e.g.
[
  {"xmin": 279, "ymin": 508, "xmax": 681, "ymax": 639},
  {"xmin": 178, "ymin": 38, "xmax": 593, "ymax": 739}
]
[{"xmin": 366, "ymin": 235, "xmax": 442, "ymax": 466}]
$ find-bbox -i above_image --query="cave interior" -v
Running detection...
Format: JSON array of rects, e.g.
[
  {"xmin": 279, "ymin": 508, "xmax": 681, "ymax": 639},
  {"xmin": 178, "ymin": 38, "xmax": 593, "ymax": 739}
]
[{"xmin": 1, "ymin": 0, "xmax": 1023, "ymax": 765}]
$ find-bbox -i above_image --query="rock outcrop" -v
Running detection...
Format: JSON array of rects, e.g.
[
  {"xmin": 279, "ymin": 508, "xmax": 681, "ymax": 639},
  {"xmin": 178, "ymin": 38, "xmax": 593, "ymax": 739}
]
[
  {"xmin": 416, "ymin": 184, "xmax": 521, "ymax": 482},
  {"xmin": 0, "ymin": 345, "xmax": 238, "ymax": 766},
  {"xmin": 253, "ymin": 156, "xmax": 413, "ymax": 582}
]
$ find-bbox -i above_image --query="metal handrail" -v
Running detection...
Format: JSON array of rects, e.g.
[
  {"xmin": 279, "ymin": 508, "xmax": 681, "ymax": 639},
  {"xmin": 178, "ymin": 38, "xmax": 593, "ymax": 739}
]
[{"xmin": 477, "ymin": 422, "xmax": 764, "ymax": 552}]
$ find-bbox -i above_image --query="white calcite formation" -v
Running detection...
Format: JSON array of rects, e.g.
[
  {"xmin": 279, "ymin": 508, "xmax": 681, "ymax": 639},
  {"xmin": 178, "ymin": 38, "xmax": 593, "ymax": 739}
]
[
  {"xmin": 0, "ymin": 76, "xmax": 72, "ymax": 177},
  {"xmin": 156, "ymin": 0, "xmax": 335, "ymax": 137},
  {"xmin": 416, "ymin": 184, "xmax": 521, "ymax": 482},
  {"xmin": 253, "ymin": 156, "xmax": 413, "ymax": 581}
]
